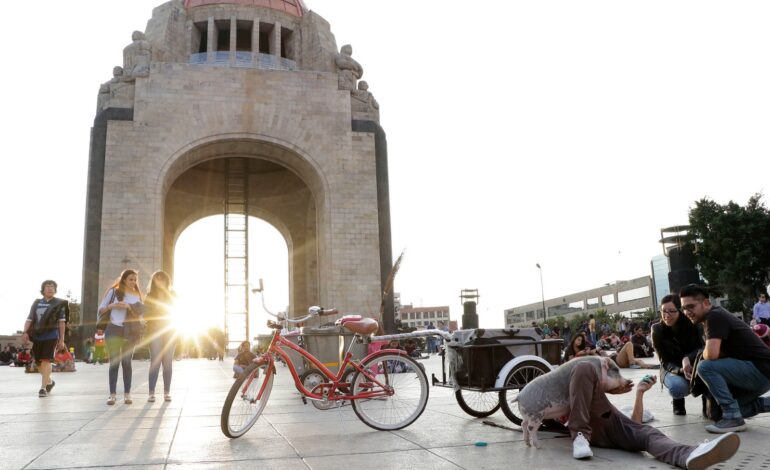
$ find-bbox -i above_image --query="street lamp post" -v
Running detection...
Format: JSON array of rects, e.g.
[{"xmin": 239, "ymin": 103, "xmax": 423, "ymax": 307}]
[{"xmin": 536, "ymin": 263, "xmax": 546, "ymax": 321}]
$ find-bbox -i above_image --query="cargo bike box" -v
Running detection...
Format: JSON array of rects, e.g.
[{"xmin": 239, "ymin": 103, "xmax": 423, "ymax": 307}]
[{"xmin": 432, "ymin": 328, "xmax": 563, "ymax": 422}]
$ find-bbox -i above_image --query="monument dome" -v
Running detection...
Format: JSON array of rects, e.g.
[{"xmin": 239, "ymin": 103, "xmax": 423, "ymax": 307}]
[{"xmin": 184, "ymin": 0, "xmax": 305, "ymax": 17}]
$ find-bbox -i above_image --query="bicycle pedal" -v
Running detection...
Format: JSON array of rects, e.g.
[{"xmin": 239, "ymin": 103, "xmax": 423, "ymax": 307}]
[{"xmin": 301, "ymin": 396, "xmax": 307, "ymax": 405}]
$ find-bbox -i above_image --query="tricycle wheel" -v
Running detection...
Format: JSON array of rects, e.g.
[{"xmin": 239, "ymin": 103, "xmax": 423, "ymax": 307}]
[
  {"xmin": 455, "ymin": 389, "xmax": 501, "ymax": 418},
  {"xmin": 499, "ymin": 361, "xmax": 550, "ymax": 425}
]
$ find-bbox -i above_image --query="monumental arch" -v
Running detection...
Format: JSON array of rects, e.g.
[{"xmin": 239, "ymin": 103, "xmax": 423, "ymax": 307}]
[{"xmin": 83, "ymin": 0, "xmax": 393, "ymax": 345}]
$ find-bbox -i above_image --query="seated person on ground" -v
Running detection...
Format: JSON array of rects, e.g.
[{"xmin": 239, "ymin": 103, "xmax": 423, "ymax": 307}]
[
  {"xmin": 565, "ymin": 333, "xmax": 596, "ymax": 361},
  {"xmin": 632, "ymin": 327, "xmax": 655, "ymax": 357},
  {"xmin": 0, "ymin": 346, "xmax": 12, "ymax": 366},
  {"xmin": 651, "ymin": 293, "xmax": 703, "ymax": 416},
  {"xmin": 403, "ymin": 339, "xmax": 421, "ymax": 358},
  {"xmin": 232, "ymin": 341, "xmax": 256, "ymax": 378}
]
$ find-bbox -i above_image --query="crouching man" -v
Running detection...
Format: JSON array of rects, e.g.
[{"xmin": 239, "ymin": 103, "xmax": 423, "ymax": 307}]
[
  {"xmin": 680, "ymin": 284, "xmax": 770, "ymax": 433},
  {"xmin": 568, "ymin": 359, "xmax": 739, "ymax": 469}
]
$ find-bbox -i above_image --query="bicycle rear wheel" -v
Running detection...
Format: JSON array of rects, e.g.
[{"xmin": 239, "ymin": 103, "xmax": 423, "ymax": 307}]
[
  {"xmin": 221, "ymin": 361, "xmax": 273, "ymax": 438},
  {"xmin": 455, "ymin": 389, "xmax": 501, "ymax": 418},
  {"xmin": 351, "ymin": 353, "xmax": 428, "ymax": 431}
]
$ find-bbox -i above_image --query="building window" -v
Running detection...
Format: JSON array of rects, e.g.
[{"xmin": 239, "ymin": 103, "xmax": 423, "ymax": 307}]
[
  {"xmin": 216, "ymin": 20, "xmax": 230, "ymax": 51},
  {"xmin": 259, "ymin": 22, "xmax": 271, "ymax": 54},
  {"xmin": 618, "ymin": 286, "xmax": 650, "ymax": 303},
  {"xmin": 602, "ymin": 294, "xmax": 615, "ymax": 305},
  {"xmin": 236, "ymin": 21, "xmax": 252, "ymax": 51}
]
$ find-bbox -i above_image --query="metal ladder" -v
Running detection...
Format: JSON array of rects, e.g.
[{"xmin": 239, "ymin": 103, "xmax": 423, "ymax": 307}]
[{"xmin": 224, "ymin": 158, "xmax": 249, "ymax": 351}]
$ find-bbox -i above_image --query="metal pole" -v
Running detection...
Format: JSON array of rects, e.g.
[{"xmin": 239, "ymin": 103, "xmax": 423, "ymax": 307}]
[{"xmin": 537, "ymin": 263, "xmax": 546, "ymax": 321}]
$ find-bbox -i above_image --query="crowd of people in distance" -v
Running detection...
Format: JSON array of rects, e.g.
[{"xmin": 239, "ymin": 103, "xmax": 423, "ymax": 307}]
[{"xmin": 0, "ymin": 344, "xmax": 33, "ymax": 368}]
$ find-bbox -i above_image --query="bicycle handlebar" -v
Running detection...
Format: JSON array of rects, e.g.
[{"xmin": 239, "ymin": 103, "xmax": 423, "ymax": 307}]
[{"xmin": 266, "ymin": 306, "xmax": 339, "ymax": 328}]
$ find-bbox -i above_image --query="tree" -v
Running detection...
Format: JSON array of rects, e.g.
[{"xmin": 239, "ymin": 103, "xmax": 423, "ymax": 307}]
[{"xmin": 689, "ymin": 194, "xmax": 770, "ymax": 317}]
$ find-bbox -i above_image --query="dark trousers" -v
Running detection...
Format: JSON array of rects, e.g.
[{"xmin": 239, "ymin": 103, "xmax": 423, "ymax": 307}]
[
  {"xmin": 568, "ymin": 361, "xmax": 695, "ymax": 468},
  {"xmin": 105, "ymin": 324, "xmax": 134, "ymax": 394}
]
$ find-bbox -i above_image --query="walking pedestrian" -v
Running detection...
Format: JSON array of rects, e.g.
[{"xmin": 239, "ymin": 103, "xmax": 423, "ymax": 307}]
[
  {"xmin": 97, "ymin": 269, "xmax": 144, "ymax": 405},
  {"xmin": 145, "ymin": 271, "xmax": 176, "ymax": 403},
  {"xmin": 21, "ymin": 280, "xmax": 69, "ymax": 397}
]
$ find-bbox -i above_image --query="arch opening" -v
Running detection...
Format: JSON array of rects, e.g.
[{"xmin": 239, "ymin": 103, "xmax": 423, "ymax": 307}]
[
  {"xmin": 163, "ymin": 144, "xmax": 323, "ymax": 348},
  {"xmin": 173, "ymin": 215, "xmax": 290, "ymax": 341}
]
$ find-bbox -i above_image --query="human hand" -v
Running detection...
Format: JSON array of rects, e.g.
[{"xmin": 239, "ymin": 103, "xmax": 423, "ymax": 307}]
[
  {"xmin": 56, "ymin": 340, "xmax": 67, "ymax": 353},
  {"xmin": 21, "ymin": 333, "xmax": 29, "ymax": 345},
  {"xmin": 636, "ymin": 375, "xmax": 657, "ymax": 394}
]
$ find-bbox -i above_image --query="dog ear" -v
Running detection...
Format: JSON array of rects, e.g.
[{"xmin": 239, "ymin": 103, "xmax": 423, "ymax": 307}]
[{"xmin": 601, "ymin": 357, "xmax": 611, "ymax": 371}]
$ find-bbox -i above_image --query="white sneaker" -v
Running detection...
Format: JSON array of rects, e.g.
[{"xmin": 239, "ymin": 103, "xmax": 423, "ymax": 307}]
[
  {"xmin": 685, "ymin": 432, "xmax": 740, "ymax": 470},
  {"xmin": 573, "ymin": 432, "xmax": 593, "ymax": 459}
]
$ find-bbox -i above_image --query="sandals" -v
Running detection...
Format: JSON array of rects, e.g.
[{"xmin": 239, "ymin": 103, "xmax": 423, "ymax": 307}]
[
  {"xmin": 107, "ymin": 395, "xmax": 116, "ymax": 405},
  {"xmin": 148, "ymin": 394, "xmax": 156, "ymax": 402},
  {"xmin": 124, "ymin": 394, "xmax": 133, "ymax": 405},
  {"xmin": 164, "ymin": 394, "xmax": 172, "ymax": 402}
]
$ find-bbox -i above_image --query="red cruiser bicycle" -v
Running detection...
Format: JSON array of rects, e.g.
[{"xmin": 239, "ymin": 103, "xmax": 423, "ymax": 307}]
[{"xmin": 220, "ymin": 306, "xmax": 429, "ymax": 438}]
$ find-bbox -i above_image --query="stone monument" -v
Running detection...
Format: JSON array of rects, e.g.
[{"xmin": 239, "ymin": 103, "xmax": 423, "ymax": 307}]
[{"xmin": 83, "ymin": 0, "xmax": 393, "ymax": 342}]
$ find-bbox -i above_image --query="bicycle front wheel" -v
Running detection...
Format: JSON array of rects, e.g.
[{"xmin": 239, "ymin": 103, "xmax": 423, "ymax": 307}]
[
  {"xmin": 351, "ymin": 353, "xmax": 429, "ymax": 431},
  {"xmin": 221, "ymin": 361, "xmax": 273, "ymax": 438}
]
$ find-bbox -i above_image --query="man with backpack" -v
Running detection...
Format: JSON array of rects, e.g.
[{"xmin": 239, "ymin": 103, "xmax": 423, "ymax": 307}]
[{"xmin": 21, "ymin": 280, "xmax": 69, "ymax": 397}]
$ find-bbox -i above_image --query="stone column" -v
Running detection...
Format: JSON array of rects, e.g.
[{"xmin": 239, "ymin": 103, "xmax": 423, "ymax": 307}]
[
  {"xmin": 186, "ymin": 20, "xmax": 193, "ymax": 57},
  {"xmin": 252, "ymin": 17, "xmax": 260, "ymax": 65},
  {"xmin": 229, "ymin": 16, "xmax": 237, "ymax": 65},
  {"xmin": 206, "ymin": 16, "xmax": 215, "ymax": 63},
  {"xmin": 271, "ymin": 22, "xmax": 281, "ymax": 57}
]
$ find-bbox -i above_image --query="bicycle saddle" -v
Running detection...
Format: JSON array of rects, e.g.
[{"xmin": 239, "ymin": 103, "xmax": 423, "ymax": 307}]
[{"xmin": 336, "ymin": 315, "xmax": 378, "ymax": 335}]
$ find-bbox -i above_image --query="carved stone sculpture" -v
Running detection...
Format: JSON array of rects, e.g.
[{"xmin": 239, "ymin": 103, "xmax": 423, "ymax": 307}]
[
  {"xmin": 97, "ymin": 66, "xmax": 124, "ymax": 110},
  {"xmin": 123, "ymin": 31, "xmax": 152, "ymax": 81},
  {"xmin": 334, "ymin": 44, "xmax": 363, "ymax": 91},
  {"xmin": 96, "ymin": 66, "xmax": 135, "ymax": 112},
  {"xmin": 351, "ymin": 80, "xmax": 380, "ymax": 121}
]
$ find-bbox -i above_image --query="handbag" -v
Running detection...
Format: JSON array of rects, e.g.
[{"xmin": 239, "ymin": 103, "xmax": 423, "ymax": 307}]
[
  {"xmin": 124, "ymin": 302, "xmax": 145, "ymax": 343},
  {"xmin": 95, "ymin": 289, "xmax": 116, "ymax": 331}
]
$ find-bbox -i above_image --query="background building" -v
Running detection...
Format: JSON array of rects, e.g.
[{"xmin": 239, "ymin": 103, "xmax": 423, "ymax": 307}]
[
  {"xmin": 399, "ymin": 305, "xmax": 451, "ymax": 330},
  {"xmin": 504, "ymin": 276, "xmax": 654, "ymax": 327},
  {"xmin": 650, "ymin": 254, "xmax": 671, "ymax": 307}
]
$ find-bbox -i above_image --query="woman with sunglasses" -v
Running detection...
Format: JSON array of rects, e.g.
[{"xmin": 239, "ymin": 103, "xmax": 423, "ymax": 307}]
[{"xmin": 651, "ymin": 293, "xmax": 703, "ymax": 415}]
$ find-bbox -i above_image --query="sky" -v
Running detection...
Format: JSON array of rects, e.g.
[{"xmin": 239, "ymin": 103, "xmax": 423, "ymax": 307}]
[{"xmin": 2, "ymin": 1, "xmax": 770, "ymax": 336}]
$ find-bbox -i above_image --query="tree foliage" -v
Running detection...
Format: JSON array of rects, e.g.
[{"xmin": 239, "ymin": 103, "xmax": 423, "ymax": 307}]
[{"xmin": 689, "ymin": 194, "xmax": 770, "ymax": 315}]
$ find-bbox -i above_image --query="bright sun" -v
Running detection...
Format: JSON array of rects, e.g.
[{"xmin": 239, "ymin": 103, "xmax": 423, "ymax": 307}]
[{"xmin": 170, "ymin": 299, "xmax": 215, "ymax": 338}]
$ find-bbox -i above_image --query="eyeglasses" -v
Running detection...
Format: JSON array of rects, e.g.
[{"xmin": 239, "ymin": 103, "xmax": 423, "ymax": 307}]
[
  {"xmin": 660, "ymin": 308, "xmax": 679, "ymax": 315},
  {"xmin": 681, "ymin": 302, "xmax": 702, "ymax": 313}
]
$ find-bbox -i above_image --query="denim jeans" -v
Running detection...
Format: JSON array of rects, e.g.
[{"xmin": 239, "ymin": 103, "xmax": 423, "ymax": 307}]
[
  {"xmin": 233, "ymin": 364, "xmax": 246, "ymax": 375},
  {"xmin": 105, "ymin": 324, "xmax": 134, "ymax": 395},
  {"xmin": 662, "ymin": 371, "xmax": 690, "ymax": 399},
  {"xmin": 149, "ymin": 332, "xmax": 174, "ymax": 394},
  {"xmin": 697, "ymin": 357, "xmax": 770, "ymax": 419}
]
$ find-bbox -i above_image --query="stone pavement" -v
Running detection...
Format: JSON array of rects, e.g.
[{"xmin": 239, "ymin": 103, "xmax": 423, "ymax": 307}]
[{"xmin": 2, "ymin": 356, "xmax": 770, "ymax": 470}]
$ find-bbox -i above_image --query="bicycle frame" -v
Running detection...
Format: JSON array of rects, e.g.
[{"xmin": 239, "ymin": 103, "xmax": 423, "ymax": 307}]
[{"xmin": 242, "ymin": 328, "xmax": 405, "ymax": 403}]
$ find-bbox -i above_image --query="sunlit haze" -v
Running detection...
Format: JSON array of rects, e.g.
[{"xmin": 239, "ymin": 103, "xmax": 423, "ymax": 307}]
[{"xmin": 2, "ymin": 1, "xmax": 770, "ymax": 335}]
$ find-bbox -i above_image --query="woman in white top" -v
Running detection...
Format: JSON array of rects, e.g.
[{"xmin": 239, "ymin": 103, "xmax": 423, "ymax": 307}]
[{"xmin": 97, "ymin": 269, "xmax": 144, "ymax": 405}]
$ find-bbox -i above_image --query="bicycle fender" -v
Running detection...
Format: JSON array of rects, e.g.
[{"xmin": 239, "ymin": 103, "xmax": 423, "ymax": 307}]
[{"xmin": 493, "ymin": 355, "xmax": 553, "ymax": 389}]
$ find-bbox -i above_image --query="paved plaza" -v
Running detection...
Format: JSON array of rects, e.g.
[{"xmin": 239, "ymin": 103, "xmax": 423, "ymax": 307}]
[{"xmin": 2, "ymin": 356, "xmax": 770, "ymax": 470}]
